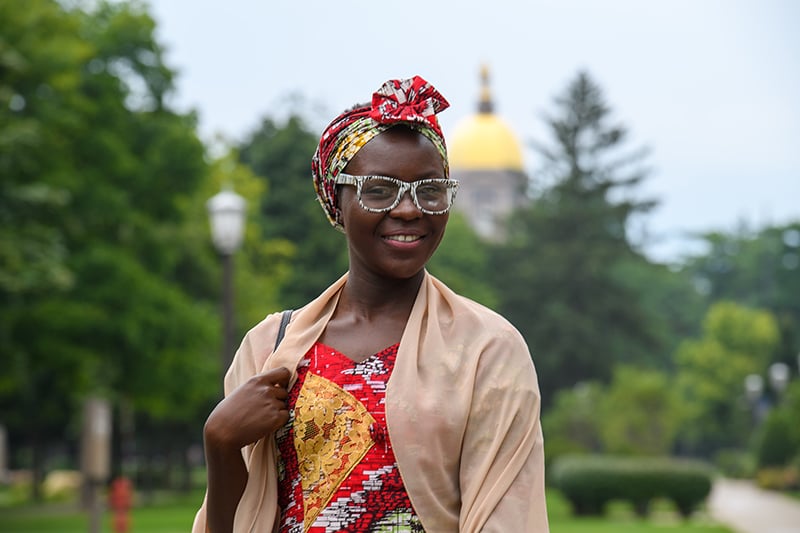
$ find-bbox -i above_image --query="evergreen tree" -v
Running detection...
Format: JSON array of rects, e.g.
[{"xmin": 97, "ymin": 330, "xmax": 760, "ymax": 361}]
[{"xmin": 490, "ymin": 71, "xmax": 659, "ymax": 404}]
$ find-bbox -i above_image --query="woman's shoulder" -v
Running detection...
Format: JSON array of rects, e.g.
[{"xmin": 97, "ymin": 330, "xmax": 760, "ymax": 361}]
[
  {"xmin": 429, "ymin": 275, "xmax": 512, "ymax": 323},
  {"xmin": 428, "ymin": 274, "xmax": 526, "ymax": 347},
  {"xmin": 244, "ymin": 310, "xmax": 286, "ymax": 347},
  {"xmin": 225, "ymin": 309, "xmax": 297, "ymax": 388},
  {"xmin": 426, "ymin": 275, "xmax": 537, "ymax": 385}
]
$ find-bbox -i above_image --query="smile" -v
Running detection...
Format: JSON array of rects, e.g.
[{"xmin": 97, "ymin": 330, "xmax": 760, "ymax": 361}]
[{"xmin": 384, "ymin": 234, "xmax": 422, "ymax": 243}]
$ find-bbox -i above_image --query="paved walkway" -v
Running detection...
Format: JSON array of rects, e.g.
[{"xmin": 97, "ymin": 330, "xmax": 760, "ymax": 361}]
[{"xmin": 708, "ymin": 478, "xmax": 800, "ymax": 533}]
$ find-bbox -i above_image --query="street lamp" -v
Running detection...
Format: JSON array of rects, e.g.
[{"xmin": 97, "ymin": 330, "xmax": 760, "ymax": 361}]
[
  {"xmin": 768, "ymin": 362, "xmax": 790, "ymax": 397},
  {"xmin": 744, "ymin": 374, "xmax": 764, "ymax": 404},
  {"xmin": 744, "ymin": 362, "xmax": 795, "ymax": 425},
  {"xmin": 207, "ymin": 187, "xmax": 246, "ymax": 385},
  {"xmin": 744, "ymin": 373, "xmax": 766, "ymax": 425}
]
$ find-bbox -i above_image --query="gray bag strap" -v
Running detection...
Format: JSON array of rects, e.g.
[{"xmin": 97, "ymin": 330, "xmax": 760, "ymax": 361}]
[{"xmin": 274, "ymin": 309, "xmax": 293, "ymax": 351}]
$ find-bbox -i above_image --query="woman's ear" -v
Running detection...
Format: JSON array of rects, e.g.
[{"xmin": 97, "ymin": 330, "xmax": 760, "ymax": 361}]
[
  {"xmin": 334, "ymin": 185, "xmax": 345, "ymax": 229},
  {"xmin": 336, "ymin": 207, "xmax": 344, "ymax": 230}
]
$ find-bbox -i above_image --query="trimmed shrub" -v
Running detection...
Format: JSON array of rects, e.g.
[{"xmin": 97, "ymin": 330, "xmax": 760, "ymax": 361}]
[{"xmin": 551, "ymin": 455, "xmax": 715, "ymax": 518}]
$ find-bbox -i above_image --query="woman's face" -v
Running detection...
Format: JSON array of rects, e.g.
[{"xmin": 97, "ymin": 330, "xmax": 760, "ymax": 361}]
[{"xmin": 339, "ymin": 127, "xmax": 449, "ymax": 282}]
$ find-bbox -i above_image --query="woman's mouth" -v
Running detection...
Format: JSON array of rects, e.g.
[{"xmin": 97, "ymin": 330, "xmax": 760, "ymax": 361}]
[{"xmin": 384, "ymin": 234, "xmax": 422, "ymax": 243}]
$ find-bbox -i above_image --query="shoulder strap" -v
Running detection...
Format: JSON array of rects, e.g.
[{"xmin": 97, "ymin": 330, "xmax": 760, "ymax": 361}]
[{"xmin": 274, "ymin": 309, "xmax": 293, "ymax": 351}]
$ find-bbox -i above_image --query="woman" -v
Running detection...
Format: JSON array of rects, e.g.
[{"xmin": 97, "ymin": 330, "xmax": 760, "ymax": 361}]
[{"xmin": 193, "ymin": 76, "xmax": 549, "ymax": 532}]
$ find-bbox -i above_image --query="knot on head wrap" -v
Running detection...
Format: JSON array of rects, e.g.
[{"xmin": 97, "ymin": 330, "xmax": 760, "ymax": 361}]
[
  {"xmin": 369, "ymin": 77, "xmax": 449, "ymax": 138},
  {"xmin": 312, "ymin": 75, "xmax": 450, "ymax": 230}
]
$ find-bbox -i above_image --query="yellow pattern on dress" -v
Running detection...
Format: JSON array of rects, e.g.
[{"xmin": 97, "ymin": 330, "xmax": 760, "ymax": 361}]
[{"xmin": 293, "ymin": 372, "xmax": 375, "ymax": 531}]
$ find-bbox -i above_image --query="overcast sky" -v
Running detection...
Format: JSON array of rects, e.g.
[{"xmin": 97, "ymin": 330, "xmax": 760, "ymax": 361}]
[{"xmin": 145, "ymin": 0, "xmax": 800, "ymax": 263}]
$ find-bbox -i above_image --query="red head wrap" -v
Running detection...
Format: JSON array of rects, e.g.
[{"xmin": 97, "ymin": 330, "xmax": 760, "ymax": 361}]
[{"xmin": 312, "ymin": 76, "xmax": 450, "ymax": 229}]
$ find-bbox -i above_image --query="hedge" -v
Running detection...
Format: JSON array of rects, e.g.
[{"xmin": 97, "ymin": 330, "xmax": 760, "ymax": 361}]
[{"xmin": 550, "ymin": 455, "xmax": 715, "ymax": 518}]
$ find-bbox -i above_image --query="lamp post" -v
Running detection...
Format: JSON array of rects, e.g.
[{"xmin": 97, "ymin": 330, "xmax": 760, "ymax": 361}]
[
  {"xmin": 744, "ymin": 373, "xmax": 766, "ymax": 425},
  {"xmin": 207, "ymin": 187, "xmax": 246, "ymax": 386},
  {"xmin": 81, "ymin": 397, "xmax": 111, "ymax": 533},
  {"xmin": 768, "ymin": 362, "xmax": 790, "ymax": 397},
  {"xmin": 744, "ymin": 361, "xmax": 795, "ymax": 425}
]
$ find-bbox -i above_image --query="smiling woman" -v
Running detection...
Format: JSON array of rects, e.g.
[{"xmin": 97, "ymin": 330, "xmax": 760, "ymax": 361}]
[{"xmin": 192, "ymin": 76, "xmax": 549, "ymax": 533}]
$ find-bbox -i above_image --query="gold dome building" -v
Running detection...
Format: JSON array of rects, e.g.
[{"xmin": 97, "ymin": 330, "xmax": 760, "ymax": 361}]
[{"xmin": 449, "ymin": 67, "xmax": 528, "ymax": 240}]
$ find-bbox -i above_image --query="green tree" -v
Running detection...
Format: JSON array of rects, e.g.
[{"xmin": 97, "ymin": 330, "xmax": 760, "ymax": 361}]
[
  {"xmin": 542, "ymin": 366, "xmax": 683, "ymax": 461},
  {"xmin": 686, "ymin": 222, "xmax": 800, "ymax": 369},
  {"xmin": 0, "ymin": 0, "xmax": 82, "ymax": 294},
  {"xmin": 614, "ymin": 259, "xmax": 706, "ymax": 369},
  {"xmin": 0, "ymin": 0, "xmax": 98, "ymax": 497},
  {"xmin": 0, "ymin": 0, "xmax": 221, "ymax": 497},
  {"xmin": 754, "ymin": 380, "xmax": 800, "ymax": 468},
  {"xmin": 755, "ymin": 407, "xmax": 798, "ymax": 469},
  {"xmin": 599, "ymin": 366, "xmax": 683, "ymax": 456},
  {"xmin": 541, "ymin": 382, "xmax": 604, "ymax": 465},
  {"xmin": 489, "ymin": 71, "xmax": 659, "ymax": 404},
  {"xmin": 675, "ymin": 302, "xmax": 780, "ymax": 455}
]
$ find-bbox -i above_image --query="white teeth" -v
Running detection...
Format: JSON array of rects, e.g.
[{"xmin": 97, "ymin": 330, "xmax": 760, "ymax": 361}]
[{"xmin": 386, "ymin": 235, "xmax": 420, "ymax": 242}]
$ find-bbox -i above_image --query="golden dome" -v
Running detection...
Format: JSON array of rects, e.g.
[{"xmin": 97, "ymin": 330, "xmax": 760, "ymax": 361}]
[
  {"xmin": 448, "ymin": 66, "xmax": 524, "ymax": 172},
  {"xmin": 448, "ymin": 114, "xmax": 524, "ymax": 171}
]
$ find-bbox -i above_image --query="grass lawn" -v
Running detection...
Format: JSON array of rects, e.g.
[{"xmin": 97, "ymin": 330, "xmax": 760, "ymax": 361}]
[
  {"xmin": 0, "ymin": 489, "xmax": 204, "ymax": 533},
  {"xmin": 0, "ymin": 487, "xmax": 733, "ymax": 532}
]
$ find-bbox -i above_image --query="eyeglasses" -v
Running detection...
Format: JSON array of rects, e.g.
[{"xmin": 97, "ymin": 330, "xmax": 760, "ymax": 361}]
[{"xmin": 335, "ymin": 173, "xmax": 459, "ymax": 215}]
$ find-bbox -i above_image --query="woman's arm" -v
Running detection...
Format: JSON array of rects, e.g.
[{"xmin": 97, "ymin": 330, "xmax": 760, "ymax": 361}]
[
  {"xmin": 203, "ymin": 367, "xmax": 291, "ymax": 533},
  {"xmin": 204, "ymin": 437, "xmax": 248, "ymax": 533}
]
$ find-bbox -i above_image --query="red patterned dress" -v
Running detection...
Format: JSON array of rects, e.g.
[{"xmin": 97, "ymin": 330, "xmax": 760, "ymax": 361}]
[{"xmin": 275, "ymin": 342, "xmax": 424, "ymax": 533}]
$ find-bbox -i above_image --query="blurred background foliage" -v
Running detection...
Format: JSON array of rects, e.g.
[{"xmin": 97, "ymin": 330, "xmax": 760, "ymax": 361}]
[{"xmin": 1, "ymin": 0, "xmax": 798, "ymax": 503}]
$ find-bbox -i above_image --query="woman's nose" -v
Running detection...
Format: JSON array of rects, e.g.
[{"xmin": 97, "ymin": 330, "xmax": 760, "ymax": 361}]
[{"xmin": 389, "ymin": 190, "xmax": 422, "ymax": 219}]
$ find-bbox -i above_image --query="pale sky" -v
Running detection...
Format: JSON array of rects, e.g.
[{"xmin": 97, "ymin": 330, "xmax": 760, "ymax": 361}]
[{"xmin": 145, "ymin": 0, "xmax": 800, "ymax": 263}]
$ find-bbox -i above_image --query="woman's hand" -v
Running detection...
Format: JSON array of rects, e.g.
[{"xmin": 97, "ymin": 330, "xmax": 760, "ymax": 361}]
[
  {"xmin": 203, "ymin": 367, "xmax": 291, "ymax": 533},
  {"xmin": 204, "ymin": 367, "xmax": 292, "ymax": 452}
]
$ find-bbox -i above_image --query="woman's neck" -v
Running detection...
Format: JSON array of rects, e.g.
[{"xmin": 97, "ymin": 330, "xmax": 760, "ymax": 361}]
[{"xmin": 339, "ymin": 269, "xmax": 424, "ymax": 320}]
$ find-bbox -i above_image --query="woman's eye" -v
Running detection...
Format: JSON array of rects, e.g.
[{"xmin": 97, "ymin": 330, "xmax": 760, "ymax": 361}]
[
  {"xmin": 362, "ymin": 180, "xmax": 397, "ymax": 198},
  {"xmin": 417, "ymin": 184, "xmax": 445, "ymax": 196}
]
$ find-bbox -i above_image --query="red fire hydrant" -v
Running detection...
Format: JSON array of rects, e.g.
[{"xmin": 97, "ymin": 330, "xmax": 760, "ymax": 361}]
[{"xmin": 108, "ymin": 476, "xmax": 133, "ymax": 533}]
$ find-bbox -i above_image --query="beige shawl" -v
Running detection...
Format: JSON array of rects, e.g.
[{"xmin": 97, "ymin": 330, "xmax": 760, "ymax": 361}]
[{"xmin": 193, "ymin": 272, "xmax": 549, "ymax": 532}]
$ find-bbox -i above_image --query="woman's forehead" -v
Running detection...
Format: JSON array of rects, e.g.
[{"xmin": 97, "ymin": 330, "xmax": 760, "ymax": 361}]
[{"xmin": 345, "ymin": 130, "xmax": 446, "ymax": 176}]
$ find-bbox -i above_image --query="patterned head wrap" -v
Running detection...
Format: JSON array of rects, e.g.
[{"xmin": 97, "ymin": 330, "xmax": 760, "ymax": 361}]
[{"xmin": 312, "ymin": 76, "xmax": 450, "ymax": 229}]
